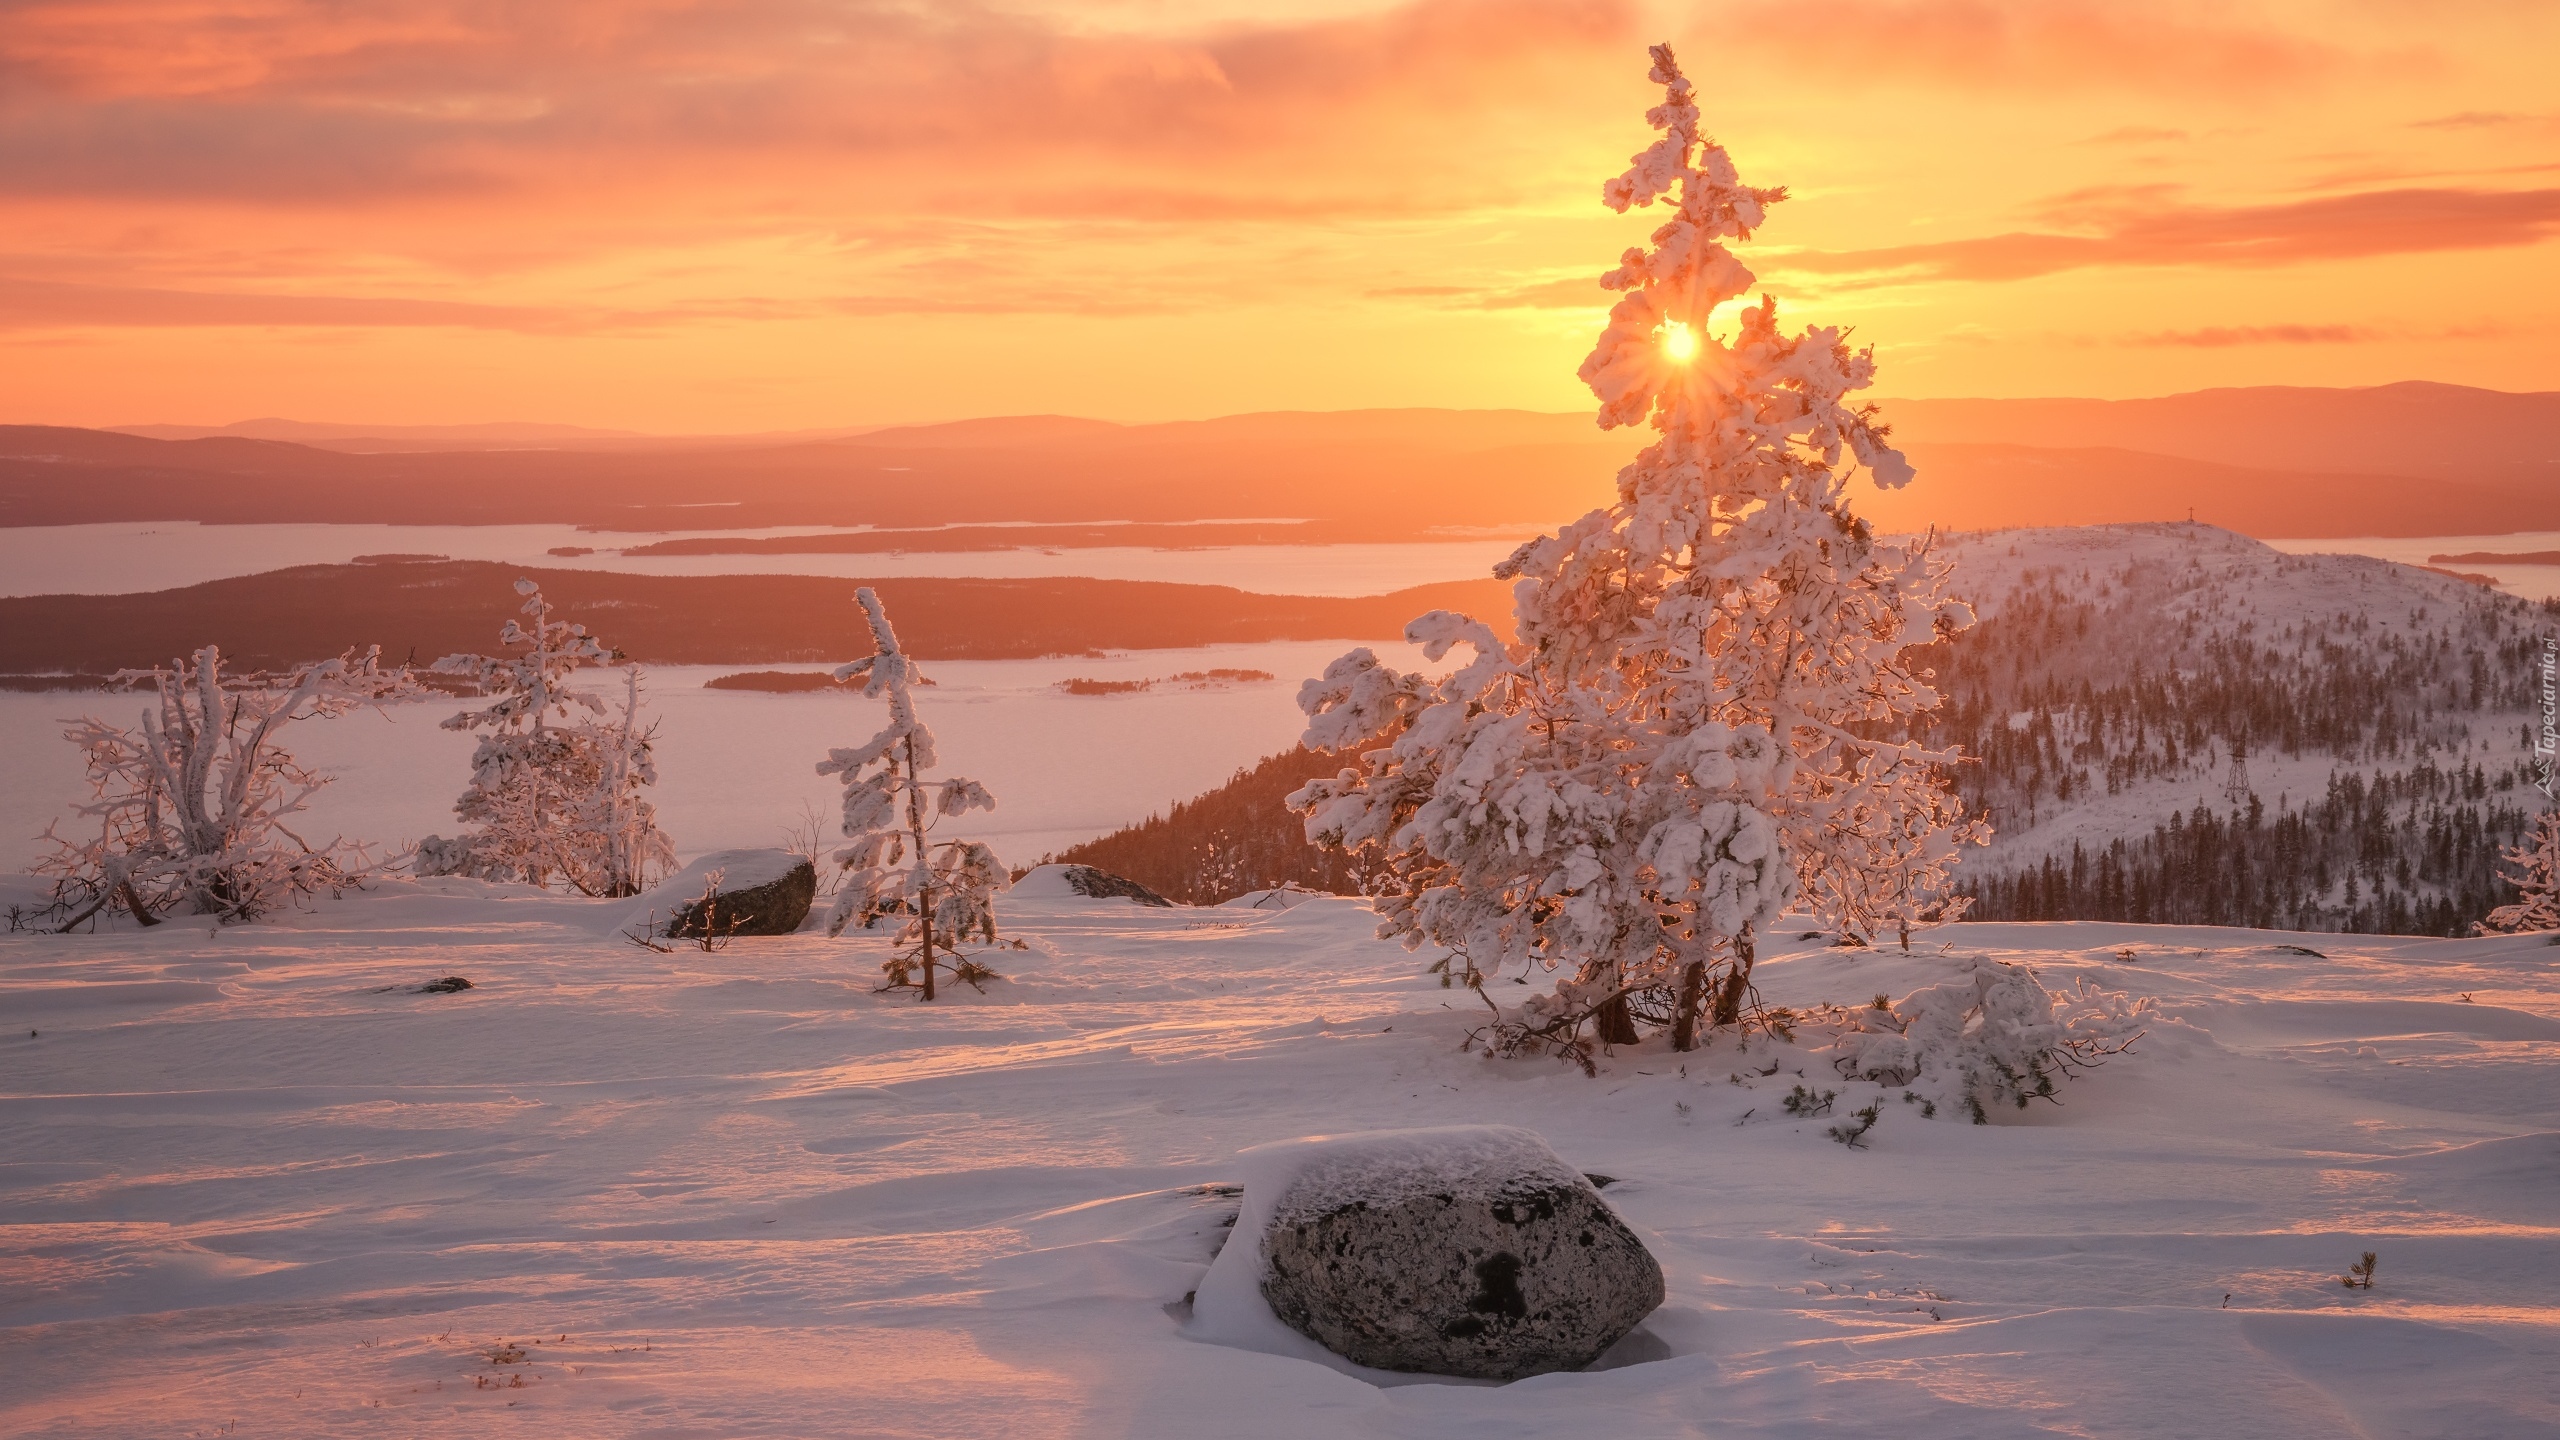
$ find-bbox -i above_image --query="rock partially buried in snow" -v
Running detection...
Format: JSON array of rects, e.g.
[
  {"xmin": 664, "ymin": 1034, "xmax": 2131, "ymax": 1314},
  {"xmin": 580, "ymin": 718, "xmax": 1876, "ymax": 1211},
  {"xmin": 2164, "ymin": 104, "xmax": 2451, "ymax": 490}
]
[
  {"xmin": 1249, "ymin": 1126, "xmax": 1663, "ymax": 1380},
  {"xmin": 644, "ymin": 849, "xmax": 817, "ymax": 937},
  {"xmin": 1010, "ymin": 862, "xmax": 1174, "ymax": 907}
]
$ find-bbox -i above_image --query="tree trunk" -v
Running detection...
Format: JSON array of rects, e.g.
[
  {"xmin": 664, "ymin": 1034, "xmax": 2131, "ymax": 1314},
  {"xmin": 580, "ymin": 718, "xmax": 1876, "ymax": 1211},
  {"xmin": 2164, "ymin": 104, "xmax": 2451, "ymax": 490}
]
[
  {"xmin": 1670, "ymin": 959, "xmax": 1708, "ymax": 1051},
  {"xmin": 918, "ymin": 889, "xmax": 937, "ymax": 1001},
  {"xmin": 1590, "ymin": 958, "xmax": 1641, "ymax": 1046},
  {"xmin": 903, "ymin": 732, "xmax": 936, "ymax": 1002},
  {"xmin": 1709, "ymin": 923, "xmax": 1757, "ymax": 1028},
  {"xmin": 118, "ymin": 876, "xmax": 160, "ymax": 927}
]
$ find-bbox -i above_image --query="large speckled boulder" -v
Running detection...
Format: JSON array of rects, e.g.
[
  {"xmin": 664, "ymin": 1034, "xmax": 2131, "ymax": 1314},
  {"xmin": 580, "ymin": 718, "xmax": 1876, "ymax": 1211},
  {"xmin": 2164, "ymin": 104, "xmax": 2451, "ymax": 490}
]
[
  {"xmin": 1254, "ymin": 1126, "xmax": 1662, "ymax": 1379},
  {"xmin": 653, "ymin": 849, "xmax": 817, "ymax": 937}
]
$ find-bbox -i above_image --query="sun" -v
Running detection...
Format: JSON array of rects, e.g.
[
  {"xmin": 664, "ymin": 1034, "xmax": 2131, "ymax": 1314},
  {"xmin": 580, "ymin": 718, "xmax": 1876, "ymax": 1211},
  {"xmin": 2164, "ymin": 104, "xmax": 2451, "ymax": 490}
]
[{"xmin": 1660, "ymin": 320, "xmax": 1700, "ymax": 364}]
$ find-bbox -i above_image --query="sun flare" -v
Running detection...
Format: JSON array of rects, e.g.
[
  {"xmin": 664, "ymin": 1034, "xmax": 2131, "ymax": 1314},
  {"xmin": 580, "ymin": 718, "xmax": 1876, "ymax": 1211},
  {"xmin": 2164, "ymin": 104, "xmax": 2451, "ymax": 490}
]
[{"xmin": 1660, "ymin": 321, "xmax": 1700, "ymax": 364}]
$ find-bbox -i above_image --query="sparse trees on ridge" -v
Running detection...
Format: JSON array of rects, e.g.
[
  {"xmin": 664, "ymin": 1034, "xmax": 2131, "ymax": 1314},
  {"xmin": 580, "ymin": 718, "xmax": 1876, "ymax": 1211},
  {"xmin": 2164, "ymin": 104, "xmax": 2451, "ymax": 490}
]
[
  {"xmin": 821, "ymin": 587, "xmax": 1007, "ymax": 999},
  {"xmin": 1291, "ymin": 44, "xmax": 1982, "ymax": 1058},
  {"xmin": 422, "ymin": 579, "xmax": 672, "ymax": 896},
  {"xmin": 38, "ymin": 646, "xmax": 421, "ymax": 928}
]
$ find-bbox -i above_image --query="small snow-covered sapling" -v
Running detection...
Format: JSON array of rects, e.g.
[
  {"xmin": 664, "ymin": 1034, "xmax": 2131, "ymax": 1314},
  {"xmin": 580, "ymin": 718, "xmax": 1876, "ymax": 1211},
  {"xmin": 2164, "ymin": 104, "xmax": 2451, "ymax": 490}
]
[
  {"xmin": 1828, "ymin": 1102, "xmax": 1882, "ymax": 1149},
  {"xmin": 2343, "ymin": 1252, "xmax": 2378, "ymax": 1289},
  {"xmin": 1782, "ymin": 1085, "xmax": 1836, "ymax": 1118}
]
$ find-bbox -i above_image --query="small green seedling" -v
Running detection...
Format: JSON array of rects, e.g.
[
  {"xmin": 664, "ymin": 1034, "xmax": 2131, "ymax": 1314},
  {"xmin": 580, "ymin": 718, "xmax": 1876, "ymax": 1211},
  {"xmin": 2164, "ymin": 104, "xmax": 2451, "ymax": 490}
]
[
  {"xmin": 1828, "ymin": 1102, "xmax": 1882, "ymax": 1149},
  {"xmin": 1782, "ymin": 1085, "xmax": 1836, "ymax": 1118}
]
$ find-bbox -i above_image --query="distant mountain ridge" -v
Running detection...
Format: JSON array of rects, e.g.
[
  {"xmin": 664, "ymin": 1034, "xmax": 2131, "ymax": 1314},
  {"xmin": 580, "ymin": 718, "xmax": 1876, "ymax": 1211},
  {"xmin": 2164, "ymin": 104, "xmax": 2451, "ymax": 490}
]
[
  {"xmin": 1877, "ymin": 381, "xmax": 2560, "ymax": 482},
  {"xmin": 14, "ymin": 381, "xmax": 2557, "ymax": 537}
]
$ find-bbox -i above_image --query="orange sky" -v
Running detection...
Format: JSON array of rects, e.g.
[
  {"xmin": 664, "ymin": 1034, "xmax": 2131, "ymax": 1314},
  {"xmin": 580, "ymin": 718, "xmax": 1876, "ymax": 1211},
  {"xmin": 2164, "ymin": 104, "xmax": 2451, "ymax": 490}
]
[{"xmin": 3, "ymin": 0, "xmax": 2555, "ymax": 431}]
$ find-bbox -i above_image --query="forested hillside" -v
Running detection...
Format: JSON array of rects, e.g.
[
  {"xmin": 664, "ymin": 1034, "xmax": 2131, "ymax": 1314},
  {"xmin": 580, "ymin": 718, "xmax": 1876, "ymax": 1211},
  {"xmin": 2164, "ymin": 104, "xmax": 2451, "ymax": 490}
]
[
  {"xmin": 1921, "ymin": 526, "xmax": 2554, "ymax": 935},
  {"xmin": 1048, "ymin": 748, "xmax": 1374, "ymax": 904},
  {"xmin": 1056, "ymin": 525, "xmax": 2559, "ymax": 937}
]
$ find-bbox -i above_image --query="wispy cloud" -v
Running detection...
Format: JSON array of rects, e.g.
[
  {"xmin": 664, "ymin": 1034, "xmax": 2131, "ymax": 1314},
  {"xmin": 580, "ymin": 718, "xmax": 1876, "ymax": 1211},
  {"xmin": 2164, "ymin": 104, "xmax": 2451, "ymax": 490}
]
[
  {"xmin": 1368, "ymin": 277, "xmax": 1607, "ymax": 310},
  {"xmin": 2408, "ymin": 110, "xmax": 2537, "ymax": 129},
  {"xmin": 0, "ymin": 275, "xmax": 579, "ymax": 331},
  {"xmin": 2125, "ymin": 324, "xmax": 2373, "ymax": 347},
  {"xmin": 1775, "ymin": 186, "xmax": 2560, "ymax": 285},
  {"xmin": 2078, "ymin": 126, "xmax": 2190, "ymax": 146},
  {"xmin": 0, "ymin": 0, "xmax": 1638, "ymax": 217},
  {"xmin": 0, "ymin": 272, "xmax": 1224, "ymax": 331},
  {"xmin": 1706, "ymin": 0, "xmax": 2359, "ymax": 93}
]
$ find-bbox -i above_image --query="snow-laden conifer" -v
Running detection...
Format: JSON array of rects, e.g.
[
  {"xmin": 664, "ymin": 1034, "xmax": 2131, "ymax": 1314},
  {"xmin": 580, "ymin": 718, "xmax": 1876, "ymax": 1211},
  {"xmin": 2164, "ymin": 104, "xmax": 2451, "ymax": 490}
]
[
  {"xmin": 39, "ymin": 646, "xmax": 421, "ymax": 927},
  {"xmin": 2477, "ymin": 806, "xmax": 2560, "ymax": 933},
  {"xmin": 1833, "ymin": 958, "xmax": 2150, "ymax": 1122},
  {"xmin": 1292, "ymin": 44, "xmax": 1982, "ymax": 1057},
  {"xmin": 820, "ymin": 588, "xmax": 1007, "ymax": 999},
  {"xmin": 572, "ymin": 666, "xmax": 677, "ymax": 898},
  {"xmin": 425, "ymin": 580, "xmax": 671, "ymax": 895}
]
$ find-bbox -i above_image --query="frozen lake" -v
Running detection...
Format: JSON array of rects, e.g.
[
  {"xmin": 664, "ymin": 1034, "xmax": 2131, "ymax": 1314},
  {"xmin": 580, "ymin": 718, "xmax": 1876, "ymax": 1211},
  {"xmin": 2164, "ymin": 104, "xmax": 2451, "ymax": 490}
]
[
  {"xmin": 9, "ymin": 520, "xmax": 2553, "ymax": 603},
  {"xmin": 0, "ymin": 521, "xmax": 1519, "ymax": 599},
  {"xmin": 2265, "ymin": 529, "xmax": 2560, "ymax": 601},
  {"xmin": 0, "ymin": 641, "xmax": 1440, "ymax": 880}
]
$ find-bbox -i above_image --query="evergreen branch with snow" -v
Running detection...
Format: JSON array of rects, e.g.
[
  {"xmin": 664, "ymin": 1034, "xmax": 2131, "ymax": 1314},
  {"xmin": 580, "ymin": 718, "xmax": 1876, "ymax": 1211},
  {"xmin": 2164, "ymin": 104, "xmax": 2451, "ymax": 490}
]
[
  {"xmin": 38, "ymin": 646, "xmax": 423, "ymax": 927},
  {"xmin": 820, "ymin": 587, "xmax": 1007, "ymax": 999},
  {"xmin": 1290, "ymin": 43, "xmax": 1985, "ymax": 1058}
]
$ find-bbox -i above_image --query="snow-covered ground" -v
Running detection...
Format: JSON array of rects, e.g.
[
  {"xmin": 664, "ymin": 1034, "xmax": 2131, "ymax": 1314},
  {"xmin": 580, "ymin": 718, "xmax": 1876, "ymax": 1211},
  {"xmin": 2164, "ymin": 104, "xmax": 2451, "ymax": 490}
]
[
  {"xmin": 3, "ymin": 888, "xmax": 2554, "ymax": 1437},
  {"xmin": 0, "ymin": 522, "xmax": 1518, "ymax": 599},
  {"xmin": 0, "ymin": 644, "xmax": 1435, "ymax": 875}
]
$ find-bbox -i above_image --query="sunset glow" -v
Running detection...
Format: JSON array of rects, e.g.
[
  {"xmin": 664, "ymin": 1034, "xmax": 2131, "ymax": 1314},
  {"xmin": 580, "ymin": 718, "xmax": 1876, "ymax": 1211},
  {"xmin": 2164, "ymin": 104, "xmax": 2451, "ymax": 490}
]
[
  {"xmin": 0, "ymin": 0, "xmax": 2552, "ymax": 431},
  {"xmin": 1660, "ymin": 321, "xmax": 1701, "ymax": 364}
]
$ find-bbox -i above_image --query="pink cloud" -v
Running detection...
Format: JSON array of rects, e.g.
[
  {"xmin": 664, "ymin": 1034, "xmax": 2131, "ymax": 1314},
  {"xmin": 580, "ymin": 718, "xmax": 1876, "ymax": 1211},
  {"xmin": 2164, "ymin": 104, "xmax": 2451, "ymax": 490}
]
[
  {"xmin": 1777, "ymin": 186, "xmax": 2560, "ymax": 284},
  {"xmin": 1706, "ymin": 0, "xmax": 2355, "ymax": 92},
  {"xmin": 0, "ymin": 272, "xmax": 1209, "ymax": 331},
  {"xmin": 0, "ymin": 0, "xmax": 1639, "ymax": 214}
]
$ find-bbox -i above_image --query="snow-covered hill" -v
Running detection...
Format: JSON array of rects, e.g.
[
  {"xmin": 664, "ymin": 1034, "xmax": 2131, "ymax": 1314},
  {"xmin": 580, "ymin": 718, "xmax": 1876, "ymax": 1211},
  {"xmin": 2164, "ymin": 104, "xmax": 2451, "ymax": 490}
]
[
  {"xmin": 1930, "ymin": 523, "xmax": 2554, "ymax": 935},
  {"xmin": 2, "ymin": 885, "xmax": 2554, "ymax": 1436}
]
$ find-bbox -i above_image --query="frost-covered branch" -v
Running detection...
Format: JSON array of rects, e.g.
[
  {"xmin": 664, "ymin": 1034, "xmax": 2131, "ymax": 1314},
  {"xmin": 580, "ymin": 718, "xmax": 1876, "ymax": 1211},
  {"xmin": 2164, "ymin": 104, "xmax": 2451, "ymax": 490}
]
[
  {"xmin": 2476, "ymin": 806, "xmax": 2560, "ymax": 933},
  {"xmin": 38, "ymin": 646, "xmax": 422, "ymax": 927}
]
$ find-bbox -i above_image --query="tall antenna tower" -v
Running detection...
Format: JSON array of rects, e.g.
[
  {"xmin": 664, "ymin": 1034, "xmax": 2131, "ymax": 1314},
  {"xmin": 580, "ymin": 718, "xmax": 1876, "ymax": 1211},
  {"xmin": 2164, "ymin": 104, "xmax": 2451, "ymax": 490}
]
[{"xmin": 2223, "ymin": 736, "xmax": 2252, "ymax": 808}]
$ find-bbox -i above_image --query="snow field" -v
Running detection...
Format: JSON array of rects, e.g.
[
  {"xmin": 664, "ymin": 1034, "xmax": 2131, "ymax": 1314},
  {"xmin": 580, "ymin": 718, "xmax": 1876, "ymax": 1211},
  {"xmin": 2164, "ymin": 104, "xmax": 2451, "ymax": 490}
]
[{"xmin": 3, "ymin": 888, "xmax": 2555, "ymax": 1437}]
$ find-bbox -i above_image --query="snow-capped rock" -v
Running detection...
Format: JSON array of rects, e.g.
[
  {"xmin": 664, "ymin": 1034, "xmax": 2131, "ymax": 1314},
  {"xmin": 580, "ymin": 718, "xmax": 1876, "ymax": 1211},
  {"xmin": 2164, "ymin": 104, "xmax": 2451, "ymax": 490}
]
[
  {"xmin": 1009, "ymin": 863, "xmax": 1174, "ymax": 907},
  {"xmin": 1203, "ymin": 1126, "xmax": 1663, "ymax": 1380},
  {"xmin": 635, "ymin": 848, "xmax": 816, "ymax": 937}
]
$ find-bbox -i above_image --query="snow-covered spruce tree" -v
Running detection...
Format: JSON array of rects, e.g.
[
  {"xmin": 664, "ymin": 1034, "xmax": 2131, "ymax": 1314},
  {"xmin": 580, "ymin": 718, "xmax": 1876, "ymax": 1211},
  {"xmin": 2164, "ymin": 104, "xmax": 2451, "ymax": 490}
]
[
  {"xmin": 1833, "ymin": 957, "xmax": 2149, "ymax": 1122},
  {"xmin": 2476, "ymin": 806, "xmax": 2560, "ymax": 933},
  {"xmin": 427, "ymin": 580, "xmax": 672, "ymax": 895},
  {"xmin": 1291, "ymin": 44, "xmax": 1982, "ymax": 1060},
  {"xmin": 573, "ymin": 666, "xmax": 677, "ymax": 898},
  {"xmin": 820, "ymin": 587, "xmax": 1007, "ymax": 999},
  {"xmin": 38, "ymin": 646, "xmax": 421, "ymax": 928}
]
